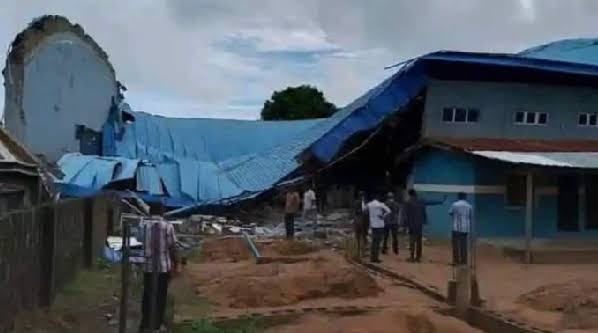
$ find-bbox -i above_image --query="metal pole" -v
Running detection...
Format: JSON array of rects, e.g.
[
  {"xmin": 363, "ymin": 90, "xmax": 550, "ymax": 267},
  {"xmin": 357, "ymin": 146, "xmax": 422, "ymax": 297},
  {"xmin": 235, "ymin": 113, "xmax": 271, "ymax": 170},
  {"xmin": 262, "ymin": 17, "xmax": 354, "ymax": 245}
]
[
  {"xmin": 119, "ymin": 218, "xmax": 130, "ymax": 333},
  {"xmin": 525, "ymin": 173, "xmax": 534, "ymax": 264}
]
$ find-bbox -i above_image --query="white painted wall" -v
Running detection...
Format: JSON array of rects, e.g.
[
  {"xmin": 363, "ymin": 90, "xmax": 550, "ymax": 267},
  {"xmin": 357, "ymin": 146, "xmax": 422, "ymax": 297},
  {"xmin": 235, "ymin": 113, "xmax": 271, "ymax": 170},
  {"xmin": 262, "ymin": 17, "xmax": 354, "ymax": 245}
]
[{"xmin": 15, "ymin": 32, "xmax": 117, "ymax": 162}]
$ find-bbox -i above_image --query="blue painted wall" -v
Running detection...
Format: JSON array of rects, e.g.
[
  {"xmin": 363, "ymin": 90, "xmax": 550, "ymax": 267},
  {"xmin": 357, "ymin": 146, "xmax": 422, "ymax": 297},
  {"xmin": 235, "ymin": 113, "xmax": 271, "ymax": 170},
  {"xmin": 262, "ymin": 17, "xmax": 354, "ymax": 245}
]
[
  {"xmin": 423, "ymin": 80, "xmax": 598, "ymax": 140},
  {"xmin": 7, "ymin": 32, "xmax": 118, "ymax": 162},
  {"xmin": 411, "ymin": 149, "xmax": 567, "ymax": 238}
]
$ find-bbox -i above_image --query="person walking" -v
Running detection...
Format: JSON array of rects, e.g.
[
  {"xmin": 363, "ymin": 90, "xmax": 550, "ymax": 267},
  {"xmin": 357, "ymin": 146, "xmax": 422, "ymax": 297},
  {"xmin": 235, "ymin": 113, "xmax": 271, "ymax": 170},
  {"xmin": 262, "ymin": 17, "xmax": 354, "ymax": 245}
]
[
  {"xmin": 449, "ymin": 192, "xmax": 473, "ymax": 265},
  {"xmin": 403, "ymin": 189, "xmax": 427, "ymax": 263},
  {"xmin": 139, "ymin": 202, "xmax": 179, "ymax": 332},
  {"xmin": 353, "ymin": 191, "xmax": 369, "ymax": 256},
  {"xmin": 363, "ymin": 193, "xmax": 391, "ymax": 263},
  {"xmin": 302, "ymin": 186, "xmax": 317, "ymax": 228},
  {"xmin": 284, "ymin": 188, "xmax": 301, "ymax": 239},
  {"xmin": 382, "ymin": 192, "xmax": 400, "ymax": 255}
]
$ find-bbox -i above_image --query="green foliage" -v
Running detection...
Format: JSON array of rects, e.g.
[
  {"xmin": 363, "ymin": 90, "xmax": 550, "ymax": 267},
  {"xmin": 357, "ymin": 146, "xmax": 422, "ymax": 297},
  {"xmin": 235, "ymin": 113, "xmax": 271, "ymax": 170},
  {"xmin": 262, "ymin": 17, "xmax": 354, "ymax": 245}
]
[
  {"xmin": 261, "ymin": 85, "xmax": 337, "ymax": 120},
  {"xmin": 175, "ymin": 318, "xmax": 257, "ymax": 333}
]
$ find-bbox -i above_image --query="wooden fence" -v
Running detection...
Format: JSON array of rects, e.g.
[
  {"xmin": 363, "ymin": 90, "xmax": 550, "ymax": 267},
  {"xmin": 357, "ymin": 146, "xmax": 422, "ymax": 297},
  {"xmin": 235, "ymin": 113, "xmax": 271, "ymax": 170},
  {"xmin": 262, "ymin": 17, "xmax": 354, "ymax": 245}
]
[{"xmin": 0, "ymin": 195, "xmax": 117, "ymax": 332}]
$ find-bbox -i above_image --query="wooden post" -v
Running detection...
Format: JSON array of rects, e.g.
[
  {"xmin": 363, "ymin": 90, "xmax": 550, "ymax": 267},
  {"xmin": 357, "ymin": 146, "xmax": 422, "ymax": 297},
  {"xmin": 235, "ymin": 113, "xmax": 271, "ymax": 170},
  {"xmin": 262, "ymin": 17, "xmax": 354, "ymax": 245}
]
[
  {"xmin": 525, "ymin": 172, "xmax": 534, "ymax": 264},
  {"xmin": 118, "ymin": 219, "xmax": 130, "ymax": 333}
]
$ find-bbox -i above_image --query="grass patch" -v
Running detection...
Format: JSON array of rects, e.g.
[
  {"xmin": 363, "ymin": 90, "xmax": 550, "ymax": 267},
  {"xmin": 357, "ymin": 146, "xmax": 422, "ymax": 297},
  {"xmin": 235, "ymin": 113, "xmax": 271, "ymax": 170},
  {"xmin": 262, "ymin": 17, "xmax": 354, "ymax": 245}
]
[{"xmin": 174, "ymin": 315, "xmax": 301, "ymax": 333}]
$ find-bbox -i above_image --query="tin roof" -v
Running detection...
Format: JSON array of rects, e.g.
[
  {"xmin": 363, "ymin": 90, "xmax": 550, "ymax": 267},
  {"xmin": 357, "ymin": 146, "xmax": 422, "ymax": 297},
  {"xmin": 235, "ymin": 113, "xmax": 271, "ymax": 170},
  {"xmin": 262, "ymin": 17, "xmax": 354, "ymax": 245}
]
[
  {"xmin": 425, "ymin": 138, "xmax": 598, "ymax": 169},
  {"xmin": 428, "ymin": 138, "xmax": 598, "ymax": 152}
]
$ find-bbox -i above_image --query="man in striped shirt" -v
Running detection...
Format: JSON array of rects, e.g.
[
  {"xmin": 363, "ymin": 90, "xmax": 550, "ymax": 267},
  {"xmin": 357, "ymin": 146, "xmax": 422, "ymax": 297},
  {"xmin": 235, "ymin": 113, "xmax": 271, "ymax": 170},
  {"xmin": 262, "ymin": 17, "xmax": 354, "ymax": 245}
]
[
  {"xmin": 449, "ymin": 192, "xmax": 473, "ymax": 266},
  {"xmin": 139, "ymin": 202, "xmax": 178, "ymax": 332}
]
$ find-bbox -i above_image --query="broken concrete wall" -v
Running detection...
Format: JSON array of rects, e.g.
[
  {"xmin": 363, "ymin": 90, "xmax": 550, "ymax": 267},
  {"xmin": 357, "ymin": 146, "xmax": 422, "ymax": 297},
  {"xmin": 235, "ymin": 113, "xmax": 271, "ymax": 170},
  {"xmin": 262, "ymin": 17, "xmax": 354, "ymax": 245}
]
[{"xmin": 3, "ymin": 16, "xmax": 119, "ymax": 162}]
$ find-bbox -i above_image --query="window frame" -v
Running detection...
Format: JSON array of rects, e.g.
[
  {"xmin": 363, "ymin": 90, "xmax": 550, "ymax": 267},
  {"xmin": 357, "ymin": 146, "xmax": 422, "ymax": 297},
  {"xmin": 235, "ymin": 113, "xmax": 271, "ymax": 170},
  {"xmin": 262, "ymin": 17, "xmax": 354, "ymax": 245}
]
[
  {"xmin": 514, "ymin": 111, "xmax": 548, "ymax": 126},
  {"xmin": 441, "ymin": 107, "xmax": 480, "ymax": 124},
  {"xmin": 578, "ymin": 112, "xmax": 598, "ymax": 127}
]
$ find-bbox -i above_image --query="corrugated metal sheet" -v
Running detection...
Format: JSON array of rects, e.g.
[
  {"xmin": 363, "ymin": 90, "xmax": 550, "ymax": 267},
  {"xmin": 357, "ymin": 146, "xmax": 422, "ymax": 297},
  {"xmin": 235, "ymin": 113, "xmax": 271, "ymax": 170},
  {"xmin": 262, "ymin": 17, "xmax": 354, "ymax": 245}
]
[
  {"xmin": 471, "ymin": 151, "xmax": 598, "ymax": 169},
  {"xmin": 429, "ymin": 138, "xmax": 598, "ymax": 152},
  {"xmin": 307, "ymin": 50, "xmax": 598, "ymax": 163},
  {"xmin": 58, "ymin": 38, "xmax": 598, "ymax": 208},
  {"xmin": 520, "ymin": 38, "xmax": 598, "ymax": 67}
]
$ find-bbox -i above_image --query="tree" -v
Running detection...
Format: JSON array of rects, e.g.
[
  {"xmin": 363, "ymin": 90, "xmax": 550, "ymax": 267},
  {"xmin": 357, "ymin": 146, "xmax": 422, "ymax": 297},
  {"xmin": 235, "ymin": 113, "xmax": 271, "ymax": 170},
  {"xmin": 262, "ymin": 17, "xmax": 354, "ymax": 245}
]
[{"xmin": 261, "ymin": 85, "xmax": 337, "ymax": 120}]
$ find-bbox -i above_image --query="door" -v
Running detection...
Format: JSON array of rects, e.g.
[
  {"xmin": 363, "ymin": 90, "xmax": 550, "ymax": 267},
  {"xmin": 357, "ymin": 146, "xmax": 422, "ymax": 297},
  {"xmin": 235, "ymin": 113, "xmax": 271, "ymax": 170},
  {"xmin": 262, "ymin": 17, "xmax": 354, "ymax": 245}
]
[
  {"xmin": 558, "ymin": 175, "xmax": 579, "ymax": 231},
  {"xmin": 586, "ymin": 176, "xmax": 598, "ymax": 229}
]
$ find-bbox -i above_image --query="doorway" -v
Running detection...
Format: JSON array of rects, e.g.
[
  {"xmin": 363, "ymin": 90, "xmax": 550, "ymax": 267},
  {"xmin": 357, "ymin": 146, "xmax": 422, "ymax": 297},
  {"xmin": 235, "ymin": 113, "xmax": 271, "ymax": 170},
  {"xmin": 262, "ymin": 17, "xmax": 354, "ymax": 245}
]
[
  {"xmin": 557, "ymin": 175, "xmax": 579, "ymax": 231},
  {"xmin": 586, "ymin": 176, "xmax": 598, "ymax": 229}
]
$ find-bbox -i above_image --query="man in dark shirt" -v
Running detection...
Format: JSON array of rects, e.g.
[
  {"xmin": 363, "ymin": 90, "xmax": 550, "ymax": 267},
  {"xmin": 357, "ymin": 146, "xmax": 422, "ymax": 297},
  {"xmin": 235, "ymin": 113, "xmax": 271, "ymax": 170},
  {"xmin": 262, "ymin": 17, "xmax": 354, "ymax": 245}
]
[
  {"xmin": 402, "ymin": 189, "xmax": 427, "ymax": 262},
  {"xmin": 382, "ymin": 192, "xmax": 400, "ymax": 255}
]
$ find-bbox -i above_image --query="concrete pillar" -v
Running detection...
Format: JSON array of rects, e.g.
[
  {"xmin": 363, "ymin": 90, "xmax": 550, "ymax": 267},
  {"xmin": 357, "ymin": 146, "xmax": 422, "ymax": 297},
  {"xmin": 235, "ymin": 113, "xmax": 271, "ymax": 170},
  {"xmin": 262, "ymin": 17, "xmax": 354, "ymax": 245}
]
[{"xmin": 525, "ymin": 172, "xmax": 534, "ymax": 264}]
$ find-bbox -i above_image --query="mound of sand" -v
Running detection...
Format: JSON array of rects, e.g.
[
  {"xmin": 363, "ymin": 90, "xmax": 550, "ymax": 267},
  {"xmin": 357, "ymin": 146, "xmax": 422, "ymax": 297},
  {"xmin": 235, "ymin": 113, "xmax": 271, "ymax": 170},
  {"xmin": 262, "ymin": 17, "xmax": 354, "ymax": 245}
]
[
  {"xmin": 198, "ymin": 257, "xmax": 381, "ymax": 308},
  {"xmin": 259, "ymin": 240, "xmax": 318, "ymax": 257},
  {"xmin": 265, "ymin": 308, "xmax": 483, "ymax": 333},
  {"xmin": 199, "ymin": 237, "xmax": 251, "ymax": 263},
  {"xmin": 518, "ymin": 280, "xmax": 598, "ymax": 329}
]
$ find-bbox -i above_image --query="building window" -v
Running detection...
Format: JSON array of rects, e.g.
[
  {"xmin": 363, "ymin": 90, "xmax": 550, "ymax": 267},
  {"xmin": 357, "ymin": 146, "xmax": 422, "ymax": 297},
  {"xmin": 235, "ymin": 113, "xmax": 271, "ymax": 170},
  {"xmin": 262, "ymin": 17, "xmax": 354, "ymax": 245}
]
[
  {"xmin": 514, "ymin": 111, "xmax": 548, "ymax": 125},
  {"xmin": 506, "ymin": 174, "xmax": 526, "ymax": 207},
  {"xmin": 578, "ymin": 113, "xmax": 598, "ymax": 127},
  {"xmin": 442, "ymin": 107, "xmax": 479, "ymax": 123}
]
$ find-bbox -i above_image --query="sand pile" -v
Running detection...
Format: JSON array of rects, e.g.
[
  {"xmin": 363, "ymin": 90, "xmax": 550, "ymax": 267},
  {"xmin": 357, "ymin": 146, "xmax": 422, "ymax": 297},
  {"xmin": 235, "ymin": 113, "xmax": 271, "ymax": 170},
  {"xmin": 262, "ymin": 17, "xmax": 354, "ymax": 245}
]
[
  {"xmin": 265, "ymin": 308, "xmax": 483, "ymax": 333},
  {"xmin": 518, "ymin": 280, "xmax": 598, "ymax": 329},
  {"xmin": 259, "ymin": 240, "xmax": 317, "ymax": 257},
  {"xmin": 197, "ymin": 256, "xmax": 381, "ymax": 308},
  {"xmin": 199, "ymin": 237, "xmax": 251, "ymax": 263}
]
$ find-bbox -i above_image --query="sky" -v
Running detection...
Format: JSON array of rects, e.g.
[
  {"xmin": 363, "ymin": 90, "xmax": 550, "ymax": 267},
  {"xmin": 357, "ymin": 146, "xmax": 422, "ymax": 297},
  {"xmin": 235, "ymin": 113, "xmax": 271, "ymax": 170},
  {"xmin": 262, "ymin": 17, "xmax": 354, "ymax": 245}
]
[{"xmin": 1, "ymin": 0, "xmax": 598, "ymax": 120}]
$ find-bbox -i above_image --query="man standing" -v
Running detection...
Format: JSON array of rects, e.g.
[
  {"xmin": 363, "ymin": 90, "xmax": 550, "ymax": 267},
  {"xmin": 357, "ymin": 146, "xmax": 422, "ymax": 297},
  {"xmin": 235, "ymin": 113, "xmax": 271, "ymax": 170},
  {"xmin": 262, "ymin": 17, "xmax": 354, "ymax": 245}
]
[
  {"xmin": 403, "ymin": 189, "xmax": 427, "ymax": 262},
  {"xmin": 449, "ymin": 192, "xmax": 473, "ymax": 265},
  {"xmin": 363, "ymin": 193, "xmax": 391, "ymax": 263},
  {"xmin": 382, "ymin": 192, "xmax": 400, "ymax": 255},
  {"xmin": 303, "ymin": 186, "xmax": 317, "ymax": 227},
  {"xmin": 353, "ymin": 191, "xmax": 369, "ymax": 256},
  {"xmin": 139, "ymin": 202, "xmax": 179, "ymax": 332},
  {"xmin": 284, "ymin": 188, "xmax": 301, "ymax": 239}
]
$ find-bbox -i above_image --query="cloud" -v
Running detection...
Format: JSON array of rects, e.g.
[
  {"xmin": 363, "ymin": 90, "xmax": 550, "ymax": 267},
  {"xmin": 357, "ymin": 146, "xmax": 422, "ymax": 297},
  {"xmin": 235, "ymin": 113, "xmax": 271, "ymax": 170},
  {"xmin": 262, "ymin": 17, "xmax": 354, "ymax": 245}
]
[{"xmin": 1, "ymin": 0, "xmax": 598, "ymax": 119}]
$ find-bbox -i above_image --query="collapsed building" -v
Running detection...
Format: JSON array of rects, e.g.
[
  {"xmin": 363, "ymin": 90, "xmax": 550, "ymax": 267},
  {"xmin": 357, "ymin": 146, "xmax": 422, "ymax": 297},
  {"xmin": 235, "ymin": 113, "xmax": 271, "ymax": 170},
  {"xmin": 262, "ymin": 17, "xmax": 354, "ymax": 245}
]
[{"xmin": 6, "ymin": 15, "xmax": 598, "ymax": 240}]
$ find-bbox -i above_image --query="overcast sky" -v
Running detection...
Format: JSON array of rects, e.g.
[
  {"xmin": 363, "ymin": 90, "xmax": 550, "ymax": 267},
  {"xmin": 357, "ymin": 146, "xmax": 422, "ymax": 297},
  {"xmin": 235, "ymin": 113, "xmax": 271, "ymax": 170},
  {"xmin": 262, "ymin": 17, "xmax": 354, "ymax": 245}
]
[{"xmin": 1, "ymin": 0, "xmax": 598, "ymax": 119}]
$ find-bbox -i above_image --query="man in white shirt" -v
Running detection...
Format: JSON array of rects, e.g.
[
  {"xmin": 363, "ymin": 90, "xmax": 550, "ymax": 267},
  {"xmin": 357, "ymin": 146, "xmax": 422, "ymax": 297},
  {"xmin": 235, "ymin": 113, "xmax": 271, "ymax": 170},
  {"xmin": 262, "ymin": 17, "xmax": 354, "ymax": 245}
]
[
  {"xmin": 363, "ymin": 194, "xmax": 391, "ymax": 263},
  {"xmin": 449, "ymin": 192, "xmax": 473, "ymax": 265},
  {"xmin": 303, "ymin": 187, "xmax": 317, "ymax": 227}
]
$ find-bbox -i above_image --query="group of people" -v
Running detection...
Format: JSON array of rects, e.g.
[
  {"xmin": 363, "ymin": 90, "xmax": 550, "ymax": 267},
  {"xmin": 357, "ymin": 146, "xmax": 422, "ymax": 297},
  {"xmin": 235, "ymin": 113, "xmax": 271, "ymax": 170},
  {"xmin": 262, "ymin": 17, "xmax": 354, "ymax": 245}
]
[
  {"xmin": 283, "ymin": 186, "xmax": 318, "ymax": 239},
  {"xmin": 356, "ymin": 189, "xmax": 473, "ymax": 265}
]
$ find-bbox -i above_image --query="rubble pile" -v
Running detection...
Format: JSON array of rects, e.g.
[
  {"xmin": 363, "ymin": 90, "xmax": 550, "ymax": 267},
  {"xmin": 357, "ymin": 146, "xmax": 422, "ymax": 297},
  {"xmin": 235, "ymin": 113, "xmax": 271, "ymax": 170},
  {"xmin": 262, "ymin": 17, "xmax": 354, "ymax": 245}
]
[{"xmin": 174, "ymin": 214, "xmax": 257, "ymax": 235}]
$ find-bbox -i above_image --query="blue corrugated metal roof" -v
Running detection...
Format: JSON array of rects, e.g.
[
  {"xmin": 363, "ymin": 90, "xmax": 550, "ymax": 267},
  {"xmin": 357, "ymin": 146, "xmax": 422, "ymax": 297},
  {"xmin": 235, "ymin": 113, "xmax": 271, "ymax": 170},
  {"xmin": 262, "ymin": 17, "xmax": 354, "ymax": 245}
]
[
  {"xmin": 520, "ymin": 38, "xmax": 598, "ymax": 66},
  {"xmin": 307, "ymin": 49, "xmax": 598, "ymax": 162},
  {"xmin": 57, "ymin": 38, "xmax": 598, "ymax": 209}
]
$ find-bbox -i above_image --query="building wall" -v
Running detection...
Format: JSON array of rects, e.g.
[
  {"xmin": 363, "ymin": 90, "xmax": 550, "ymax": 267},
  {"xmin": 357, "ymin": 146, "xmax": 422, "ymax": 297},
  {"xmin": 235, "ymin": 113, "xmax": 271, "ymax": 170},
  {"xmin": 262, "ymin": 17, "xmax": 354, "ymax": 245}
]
[
  {"xmin": 423, "ymin": 80, "xmax": 598, "ymax": 140},
  {"xmin": 411, "ymin": 149, "xmax": 564, "ymax": 238},
  {"xmin": 5, "ymin": 31, "xmax": 117, "ymax": 162}
]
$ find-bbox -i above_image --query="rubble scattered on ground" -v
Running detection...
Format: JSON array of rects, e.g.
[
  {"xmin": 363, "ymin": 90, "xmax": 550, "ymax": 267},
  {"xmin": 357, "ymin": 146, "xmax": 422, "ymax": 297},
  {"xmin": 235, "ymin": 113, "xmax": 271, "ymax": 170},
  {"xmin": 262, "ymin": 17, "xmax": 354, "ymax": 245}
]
[
  {"xmin": 173, "ymin": 208, "xmax": 355, "ymax": 239},
  {"xmin": 192, "ymin": 254, "xmax": 381, "ymax": 308},
  {"xmin": 518, "ymin": 279, "xmax": 598, "ymax": 329}
]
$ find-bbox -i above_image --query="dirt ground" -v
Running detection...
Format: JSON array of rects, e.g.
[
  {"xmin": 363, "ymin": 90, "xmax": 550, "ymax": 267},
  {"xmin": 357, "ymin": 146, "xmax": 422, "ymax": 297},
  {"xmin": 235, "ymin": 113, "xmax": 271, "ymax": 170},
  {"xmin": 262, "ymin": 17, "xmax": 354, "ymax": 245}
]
[
  {"xmin": 377, "ymin": 236, "xmax": 598, "ymax": 332},
  {"xmin": 176, "ymin": 237, "xmax": 483, "ymax": 333},
  {"xmin": 266, "ymin": 307, "xmax": 484, "ymax": 333}
]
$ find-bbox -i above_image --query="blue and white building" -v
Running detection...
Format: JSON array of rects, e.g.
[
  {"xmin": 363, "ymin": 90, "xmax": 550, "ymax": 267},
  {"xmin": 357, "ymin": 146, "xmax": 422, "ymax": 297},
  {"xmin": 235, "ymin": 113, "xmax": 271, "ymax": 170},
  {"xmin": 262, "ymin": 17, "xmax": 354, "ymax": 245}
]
[{"xmin": 7, "ymin": 16, "xmax": 598, "ymax": 241}]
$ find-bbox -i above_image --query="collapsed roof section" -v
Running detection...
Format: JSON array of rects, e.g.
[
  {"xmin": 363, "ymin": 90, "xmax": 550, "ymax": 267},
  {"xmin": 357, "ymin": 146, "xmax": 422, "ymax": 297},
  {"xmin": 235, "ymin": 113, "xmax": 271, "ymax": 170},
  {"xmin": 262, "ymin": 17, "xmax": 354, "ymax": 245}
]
[{"xmin": 55, "ymin": 35, "xmax": 598, "ymax": 210}]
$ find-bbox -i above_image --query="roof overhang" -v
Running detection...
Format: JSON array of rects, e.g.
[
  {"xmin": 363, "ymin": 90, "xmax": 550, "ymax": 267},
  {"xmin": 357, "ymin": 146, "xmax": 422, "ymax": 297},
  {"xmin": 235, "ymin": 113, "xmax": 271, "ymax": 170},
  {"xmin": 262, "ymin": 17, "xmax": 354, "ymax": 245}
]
[{"xmin": 401, "ymin": 138, "xmax": 598, "ymax": 170}]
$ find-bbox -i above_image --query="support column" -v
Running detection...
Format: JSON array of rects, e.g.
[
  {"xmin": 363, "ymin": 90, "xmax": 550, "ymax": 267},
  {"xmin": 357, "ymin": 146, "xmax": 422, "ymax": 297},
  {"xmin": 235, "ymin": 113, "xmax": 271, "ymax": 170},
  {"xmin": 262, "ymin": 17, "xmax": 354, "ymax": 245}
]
[
  {"xmin": 579, "ymin": 176, "xmax": 586, "ymax": 232},
  {"xmin": 525, "ymin": 172, "xmax": 534, "ymax": 264}
]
